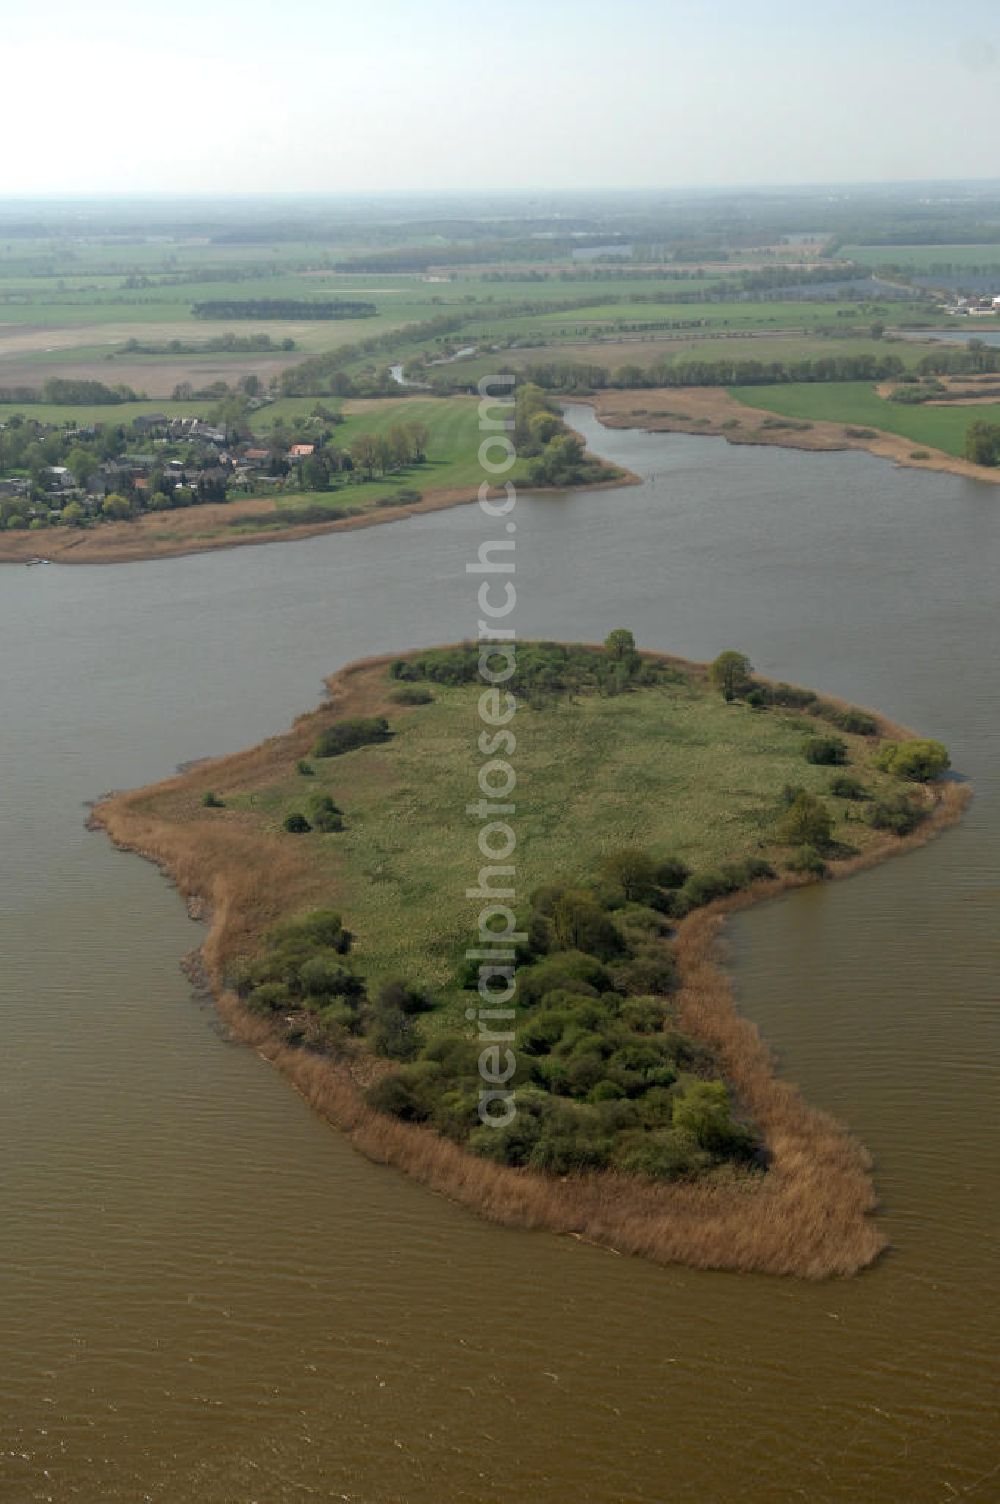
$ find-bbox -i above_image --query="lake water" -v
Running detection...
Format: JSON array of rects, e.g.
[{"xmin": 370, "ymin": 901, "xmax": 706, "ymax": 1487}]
[
  {"xmin": 1, "ymin": 408, "xmax": 997, "ymax": 1501},
  {"xmin": 908, "ymin": 326, "xmax": 1000, "ymax": 347}
]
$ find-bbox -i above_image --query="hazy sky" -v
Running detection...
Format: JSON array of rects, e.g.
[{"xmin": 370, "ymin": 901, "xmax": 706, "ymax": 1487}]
[{"xmin": 5, "ymin": 0, "xmax": 1000, "ymax": 195}]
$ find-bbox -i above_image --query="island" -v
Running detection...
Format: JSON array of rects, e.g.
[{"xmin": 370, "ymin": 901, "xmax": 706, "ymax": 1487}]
[{"xmin": 91, "ymin": 638, "xmax": 966, "ymax": 1278}]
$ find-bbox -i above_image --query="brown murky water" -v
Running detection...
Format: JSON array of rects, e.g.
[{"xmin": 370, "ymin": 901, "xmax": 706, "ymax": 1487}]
[{"xmin": 1, "ymin": 410, "xmax": 997, "ymax": 1501}]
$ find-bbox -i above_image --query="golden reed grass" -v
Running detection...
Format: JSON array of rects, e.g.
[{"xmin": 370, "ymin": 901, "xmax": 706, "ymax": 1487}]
[{"xmin": 92, "ymin": 652, "xmax": 970, "ymax": 1279}]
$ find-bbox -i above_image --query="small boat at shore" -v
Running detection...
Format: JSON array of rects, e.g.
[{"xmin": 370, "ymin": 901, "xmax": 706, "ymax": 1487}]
[{"xmin": 24, "ymin": 557, "xmax": 52, "ymax": 567}]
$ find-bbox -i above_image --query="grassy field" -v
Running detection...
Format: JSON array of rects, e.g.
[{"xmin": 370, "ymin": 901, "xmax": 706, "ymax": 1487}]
[
  {"xmin": 840, "ymin": 243, "xmax": 1000, "ymax": 272},
  {"xmin": 214, "ymin": 662, "xmax": 901, "ymax": 1011},
  {"xmin": 0, "ymin": 396, "xmax": 213, "ymax": 424},
  {"xmin": 0, "ymin": 272, "xmax": 738, "ymax": 335},
  {"xmin": 730, "ymin": 381, "xmax": 1000, "ymax": 457},
  {"xmin": 207, "ymin": 393, "xmax": 534, "ymax": 525},
  {"xmin": 0, "ymin": 239, "xmax": 367, "ymax": 275},
  {"xmin": 0, "ymin": 240, "xmax": 932, "ymax": 397},
  {"xmin": 420, "ymin": 333, "xmax": 936, "ymax": 391},
  {"xmin": 245, "ymin": 396, "xmax": 536, "ymax": 519},
  {"xmin": 0, "ymin": 224, "xmax": 940, "ymax": 407},
  {"xmin": 0, "ymin": 220, "xmax": 950, "ymax": 437},
  {"xmin": 456, "ymin": 298, "xmax": 924, "ymax": 345}
]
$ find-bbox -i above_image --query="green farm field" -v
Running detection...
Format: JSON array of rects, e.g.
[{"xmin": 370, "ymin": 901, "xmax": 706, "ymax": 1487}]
[
  {"xmin": 0, "ymin": 396, "xmax": 215, "ymax": 424},
  {"xmin": 729, "ymin": 381, "xmax": 1000, "ymax": 457},
  {"xmin": 247, "ymin": 396, "xmax": 536, "ymax": 517},
  {"xmin": 840, "ymin": 243, "xmax": 1000, "ymax": 272},
  {"xmin": 456, "ymin": 298, "xmax": 923, "ymax": 344},
  {"xmin": 0, "ymin": 214, "xmax": 946, "ymax": 411},
  {"xmin": 418, "ymin": 333, "xmax": 936, "ymax": 390},
  {"xmin": 0, "ymin": 210, "xmax": 956, "ymax": 443},
  {"xmin": 0, "ymin": 262, "xmax": 759, "ymax": 394},
  {"xmin": 0, "ymin": 271, "xmax": 738, "ymax": 332}
]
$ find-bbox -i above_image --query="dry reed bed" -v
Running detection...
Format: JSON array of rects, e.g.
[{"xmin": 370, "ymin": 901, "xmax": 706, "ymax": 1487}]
[{"xmin": 92, "ymin": 652, "xmax": 970, "ymax": 1279}]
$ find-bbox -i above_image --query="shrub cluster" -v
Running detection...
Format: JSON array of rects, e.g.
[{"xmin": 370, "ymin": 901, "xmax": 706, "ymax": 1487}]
[
  {"xmin": 390, "ymin": 640, "xmax": 681, "ymax": 707},
  {"xmin": 768, "ymin": 682, "xmax": 818, "ymax": 709},
  {"xmin": 823, "ymin": 705, "xmax": 879, "ymax": 736},
  {"xmin": 875, "ymin": 739, "xmax": 950, "ymax": 781},
  {"xmin": 282, "ymin": 791, "xmax": 345, "ymax": 835},
  {"xmin": 965, "ymin": 420, "xmax": 1000, "ymax": 467},
  {"xmin": 192, "ymin": 298, "xmax": 376, "ymax": 320},
  {"xmin": 314, "ymin": 716, "xmax": 391, "ymax": 758},
  {"xmin": 778, "ymin": 792, "xmax": 834, "ymax": 849},
  {"xmin": 368, "ymin": 854, "xmax": 763, "ymax": 1181},
  {"xmin": 709, "ymin": 662, "xmax": 878, "ymax": 738},
  {"xmin": 785, "ymin": 845, "xmax": 828, "ymax": 877},
  {"xmin": 228, "ymin": 911, "xmax": 362, "ymax": 1036},
  {"xmin": 829, "ymin": 773, "xmax": 869, "ymax": 800},
  {"xmin": 673, "ymin": 857, "xmax": 775, "ymax": 914},
  {"xmin": 803, "ymin": 735, "xmax": 848, "ymax": 766},
  {"xmin": 868, "ymin": 793, "xmax": 925, "ymax": 836},
  {"xmin": 367, "ymin": 979, "xmax": 434, "ymax": 1060},
  {"xmin": 308, "ymin": 793, "xmax": 344, "ymax": 832}
]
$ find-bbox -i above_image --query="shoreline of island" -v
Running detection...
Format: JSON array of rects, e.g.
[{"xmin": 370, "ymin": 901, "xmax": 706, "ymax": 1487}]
[{"xmin": 90, "ymin": 647, "xmax": 969, "ymax": 1280}]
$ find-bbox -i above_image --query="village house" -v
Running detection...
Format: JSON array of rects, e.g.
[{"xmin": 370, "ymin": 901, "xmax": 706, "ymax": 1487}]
[
  {"xmin": 43, "ymin": 466, "xmax": 76, "ymax": 493},
  {"xmin": 170, "ymin": 417, "xmax": 227, "ymax": 446},
  {"xmin": 192, "ymin": 466, "xmax": 229, "ymax": 503},
  {"xmin": 94, "ymin": 459, "xmax": 149, "ymax": 496},
  {"xmin": 951, "ymin": 295, "xmax": 1000, "ymax": 316},
  {"xmin": 131, "ymin": 413, "xmax": 171, "ymax": 436}
]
